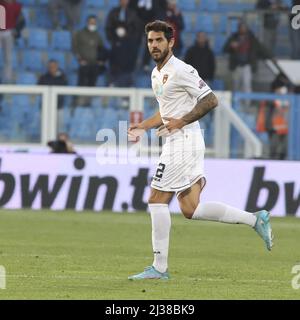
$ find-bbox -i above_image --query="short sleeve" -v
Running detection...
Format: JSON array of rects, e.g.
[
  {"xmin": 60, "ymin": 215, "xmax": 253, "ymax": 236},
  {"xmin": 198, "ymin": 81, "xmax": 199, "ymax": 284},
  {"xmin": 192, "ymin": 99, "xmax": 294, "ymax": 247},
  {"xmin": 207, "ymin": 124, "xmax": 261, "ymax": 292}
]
[{"xmin": 177, "ymin": 67, "xmax": 212, "ymax": 101}]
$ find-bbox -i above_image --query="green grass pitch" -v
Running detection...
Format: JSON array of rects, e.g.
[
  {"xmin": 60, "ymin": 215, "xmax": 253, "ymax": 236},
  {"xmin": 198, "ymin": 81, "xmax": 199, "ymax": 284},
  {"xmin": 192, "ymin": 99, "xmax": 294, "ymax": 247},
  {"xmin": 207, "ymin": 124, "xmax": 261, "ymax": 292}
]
[{"xmin": 0, "ymin": 209, "xmax": 299, "ymax": 300}]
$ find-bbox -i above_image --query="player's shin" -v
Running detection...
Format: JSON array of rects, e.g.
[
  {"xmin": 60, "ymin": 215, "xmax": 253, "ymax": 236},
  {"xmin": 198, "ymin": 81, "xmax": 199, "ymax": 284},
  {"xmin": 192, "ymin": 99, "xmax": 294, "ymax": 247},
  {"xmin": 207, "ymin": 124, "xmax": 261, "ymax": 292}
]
[
  {"xmin": 192, "ymin": 202, "xmax": 257, "ymax": 227},
  {"xmin": 149, "ymin": 204, "xmax": 171, "ymax": 273}
]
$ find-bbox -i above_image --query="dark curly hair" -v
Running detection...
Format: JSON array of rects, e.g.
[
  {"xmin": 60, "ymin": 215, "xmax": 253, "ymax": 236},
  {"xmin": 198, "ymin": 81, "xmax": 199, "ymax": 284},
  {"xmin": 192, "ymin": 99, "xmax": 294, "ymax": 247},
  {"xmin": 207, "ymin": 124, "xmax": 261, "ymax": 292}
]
[{"xmin": 145, "ymin": 20, "xmax": 174, "ymax": 42}]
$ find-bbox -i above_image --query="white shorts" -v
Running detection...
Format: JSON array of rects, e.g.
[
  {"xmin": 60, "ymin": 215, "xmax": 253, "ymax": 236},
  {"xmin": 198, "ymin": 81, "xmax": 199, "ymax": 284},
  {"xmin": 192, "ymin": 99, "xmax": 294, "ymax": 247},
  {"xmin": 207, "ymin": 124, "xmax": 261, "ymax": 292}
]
[{"xmin": 151, "ymin": 130, "xmax": 205, "ymax": 194}]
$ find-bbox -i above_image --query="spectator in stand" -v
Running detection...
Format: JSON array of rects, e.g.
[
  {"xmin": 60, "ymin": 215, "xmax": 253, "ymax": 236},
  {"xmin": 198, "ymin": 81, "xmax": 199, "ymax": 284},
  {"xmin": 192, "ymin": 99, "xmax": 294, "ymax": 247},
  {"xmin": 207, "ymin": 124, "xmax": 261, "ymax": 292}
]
[
  {"xmin": 165, "ymin": 0, "xmax": 184, "ymax": 57},
  {"xmin": 129, "ymin": 0, "xmax": 167, "ymax": 71},
  {"xmin": 49, "ymin": 0, "xmax": 82, "ymax": 30},
  {"xmin": 48, "ymin": 132, "xmax": 76, "ymax": 154},
  {"xmin": 38, "ymin": 59, "xmax": 67, "ymax": 109},
  {"xmin": 290, "ymin": 0, "xmax": 300, "ymax": 59},
  {"xmin": 72, "ymin": 15, "xmax": 105, "ymax": 88},
  {"xmin": 185, "ymin": 31, "xmax": 216, "ymax": 135},
  {"xmin": 105, "ymin": 0, "xmax": 140, "ymax": 87},
  {"xmin": 184, "ymin": 32, "xmax": 215, "ymax": 84},
  {"xmin": 256, "ymin": 0, "xmax": 285, "ymax": 55},
  {"xmin": 264, "ymin": 75, "xmax": 290, "ymax": 160},
  {"xmin": 0, "ymin": 0, "xmax": 22, "ymax": 84},
  {"xmin": 223, "ymin": 22, "xmax": 272, "ymax": 95}
]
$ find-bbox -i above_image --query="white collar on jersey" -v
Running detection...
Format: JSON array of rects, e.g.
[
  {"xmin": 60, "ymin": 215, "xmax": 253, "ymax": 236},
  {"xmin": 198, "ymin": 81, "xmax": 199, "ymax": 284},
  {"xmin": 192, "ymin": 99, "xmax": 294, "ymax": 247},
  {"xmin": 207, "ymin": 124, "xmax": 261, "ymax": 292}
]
[{"xmin": 156, "ymin": 54, "xmax": 175, "ymax": 72}]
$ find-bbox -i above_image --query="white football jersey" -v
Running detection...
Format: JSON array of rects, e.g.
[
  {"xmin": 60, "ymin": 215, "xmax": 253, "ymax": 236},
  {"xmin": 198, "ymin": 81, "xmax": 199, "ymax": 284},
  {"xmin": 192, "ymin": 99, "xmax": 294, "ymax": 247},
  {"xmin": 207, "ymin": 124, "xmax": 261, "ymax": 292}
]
[{"xmin": 151, "ymin": 55, "xmax": 212, "ymax": 134}]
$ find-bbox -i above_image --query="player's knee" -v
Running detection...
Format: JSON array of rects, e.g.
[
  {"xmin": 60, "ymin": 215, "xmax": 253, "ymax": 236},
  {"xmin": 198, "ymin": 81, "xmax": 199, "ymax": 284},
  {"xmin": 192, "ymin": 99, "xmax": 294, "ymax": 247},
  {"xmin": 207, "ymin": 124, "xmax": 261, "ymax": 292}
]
[
  {"xmin": 148, "ymin": 193, "xmax": 160, "ymax": 204},
  {"xmin": 181, "ymin": 209, "xmax": 195, "ymax": 220}
]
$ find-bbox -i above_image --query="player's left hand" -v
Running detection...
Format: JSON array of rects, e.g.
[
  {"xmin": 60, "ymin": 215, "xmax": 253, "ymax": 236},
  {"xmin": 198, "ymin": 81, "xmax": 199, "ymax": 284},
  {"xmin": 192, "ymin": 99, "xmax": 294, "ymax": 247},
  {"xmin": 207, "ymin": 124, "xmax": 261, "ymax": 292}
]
[{"xmin": 162, "ymin": 117, "xmax": 187, "ymax": 132}]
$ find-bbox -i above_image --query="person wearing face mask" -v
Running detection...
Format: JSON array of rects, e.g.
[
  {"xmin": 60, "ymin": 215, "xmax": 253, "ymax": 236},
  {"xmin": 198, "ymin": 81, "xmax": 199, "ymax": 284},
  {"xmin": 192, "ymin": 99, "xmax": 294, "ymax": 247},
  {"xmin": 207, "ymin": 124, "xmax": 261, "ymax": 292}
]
[
  {"xmin": 0, "ymin": 0, "xmax": 22, "ymax": 84},
  {"xmin": 105, "ymin": 0, "xmax": 140, "ymax": 87},
  {"xmin": 72, "ymin": 15, "xmax": 106, "ymax": 89},
  {"xmin": 266, "ymin": 77, "xmax": 290, "ymax": 160},
  {"xmin": 257, "ymin": 74, "xmax": 290, "ymax": 160}
]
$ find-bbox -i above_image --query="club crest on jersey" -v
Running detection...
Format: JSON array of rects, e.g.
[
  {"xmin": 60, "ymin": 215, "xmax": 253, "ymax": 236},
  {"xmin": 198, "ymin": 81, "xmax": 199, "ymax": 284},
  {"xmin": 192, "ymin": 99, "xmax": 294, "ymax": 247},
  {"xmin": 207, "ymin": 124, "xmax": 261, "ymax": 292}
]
[{"xmin": 163, "ymin": 74, "xmax": 169, "ymax": 84}]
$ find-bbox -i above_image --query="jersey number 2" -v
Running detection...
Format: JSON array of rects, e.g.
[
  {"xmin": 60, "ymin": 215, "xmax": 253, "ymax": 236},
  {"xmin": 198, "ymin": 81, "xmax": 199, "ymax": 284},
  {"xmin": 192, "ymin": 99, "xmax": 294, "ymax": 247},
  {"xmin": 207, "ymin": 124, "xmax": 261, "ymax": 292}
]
[{"xmin": 155, "ymin": 163, "xmax": 166, "ymax": 179}]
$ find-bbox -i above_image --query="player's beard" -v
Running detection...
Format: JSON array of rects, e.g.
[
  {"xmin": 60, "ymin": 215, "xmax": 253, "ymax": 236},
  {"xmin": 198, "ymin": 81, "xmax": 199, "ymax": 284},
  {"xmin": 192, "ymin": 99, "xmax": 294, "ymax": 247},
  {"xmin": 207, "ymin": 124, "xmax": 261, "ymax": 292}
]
[{"xmin": 151, "ymin": 47, "xmax": 170, "ymax": 64}]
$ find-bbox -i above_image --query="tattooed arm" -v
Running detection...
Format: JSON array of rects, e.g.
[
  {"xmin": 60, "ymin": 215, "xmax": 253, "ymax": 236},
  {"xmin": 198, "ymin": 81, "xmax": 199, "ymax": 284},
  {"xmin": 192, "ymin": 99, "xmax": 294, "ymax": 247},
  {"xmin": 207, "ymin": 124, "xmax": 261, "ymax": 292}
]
[{"xmin": 158, "ymin": 92, "xmax": 218, "ymax": 134}]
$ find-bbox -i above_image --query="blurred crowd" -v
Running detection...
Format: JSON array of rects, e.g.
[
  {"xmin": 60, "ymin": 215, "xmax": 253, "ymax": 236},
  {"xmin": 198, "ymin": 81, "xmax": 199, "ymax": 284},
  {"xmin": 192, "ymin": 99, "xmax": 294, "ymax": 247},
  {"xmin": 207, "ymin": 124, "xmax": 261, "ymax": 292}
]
[
  {"xmin": 1, "ymin": 0, "xmax": 299, "ymax": 159},
  {"xmin": 0, "ymin": 0, "xmax": 299, "ymax": 93}
]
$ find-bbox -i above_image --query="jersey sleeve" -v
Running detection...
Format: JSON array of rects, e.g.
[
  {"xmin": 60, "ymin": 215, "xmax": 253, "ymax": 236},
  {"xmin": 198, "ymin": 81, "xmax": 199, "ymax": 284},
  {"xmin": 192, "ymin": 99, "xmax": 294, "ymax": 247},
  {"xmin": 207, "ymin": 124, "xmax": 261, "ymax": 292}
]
[{"xmin": 177, "ymin": 66, "xmax": 212, "ymax": 101}]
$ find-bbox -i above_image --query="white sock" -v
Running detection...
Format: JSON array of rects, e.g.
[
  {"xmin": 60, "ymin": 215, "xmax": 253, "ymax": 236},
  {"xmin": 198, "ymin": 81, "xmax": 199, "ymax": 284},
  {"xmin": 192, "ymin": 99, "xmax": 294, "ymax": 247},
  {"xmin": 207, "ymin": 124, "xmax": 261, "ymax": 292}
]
[
  {"xmin": 149, "ymin": 203, "xmax": 171, "ymax": 273},
  {"xmin": 192, "ymin": 201, "xmax": 257, "ymax": 227}
]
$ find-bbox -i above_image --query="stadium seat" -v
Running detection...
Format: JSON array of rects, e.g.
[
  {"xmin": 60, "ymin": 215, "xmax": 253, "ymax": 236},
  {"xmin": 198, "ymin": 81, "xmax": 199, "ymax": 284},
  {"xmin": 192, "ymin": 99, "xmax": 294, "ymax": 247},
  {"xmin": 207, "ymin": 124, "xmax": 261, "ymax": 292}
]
[
  {"xmin": 35, "ymin": 7, "xmax": 54, "ymax": 29},
  {"xmin": 135, "ymin": 74, "xmax": 151, "ymax": 88},
  {"xmin": 21, "ymin": 50, "xmax": 43, "ymax": 71},
  {"xmin": 235, "ymin": 2, "xmax": 255, "ymax": 11},
  {"xmin": 20, "ymin": 0, "xmax": 36, "ymax": 5},
  {"xmin": 211, "ymin": 79, "xmax": 225, "ymax": 91},
  {"xmin": 16, "ymin": 72, "xmax": 37, "ymax": 85},
  {"xmin": 218, "ymin": 15, "xmax": 228, "ymax": 33},
  {"xmin": 200, "ymin": 0, "xmax": 219, "ymax": 12},
  {"xmin": 106, "ymin": 0, "xmax": 119, "ymax": 9},
  {"xmin": 117, "ymin": 108, "xmax": 129, "ymax": 121},
  {"xmin": 28, "ymin": 29, "xmax": 49, "ymax": 49},
  {"xmin": 102, "ymin": 110, "xmax": 118, "ymax": 129},
  {"xmin": 195, "ymin": 14, "xmax": 214, "ymax": 33},
  {"xmin": 11, "ymin": 95, "xmax": 31, "ymax": 109},
  {"xmin": 74, "ymin": 107, "xmax": 94, "ymax": 121},
  {"xmin": 178, "ymin": 0, "xmax": 197, "ymax": 11},
  {"xmin": 86, "ymin": 0, "xmax": 105, "ymax": 8},
  {"xmin": 15, "ymin": 37, "xmax": 26, "ymax": 49},
  {"xmin": 182, "ymin": 13, "xmax": 195, "ymax": 32},
  {"xmin": 51, "ymin": 30, "xmax": 72, "ymax": 51},
  {"xmin": 38, "ymin": 0, "xmax": 49, "ymax": 5}
]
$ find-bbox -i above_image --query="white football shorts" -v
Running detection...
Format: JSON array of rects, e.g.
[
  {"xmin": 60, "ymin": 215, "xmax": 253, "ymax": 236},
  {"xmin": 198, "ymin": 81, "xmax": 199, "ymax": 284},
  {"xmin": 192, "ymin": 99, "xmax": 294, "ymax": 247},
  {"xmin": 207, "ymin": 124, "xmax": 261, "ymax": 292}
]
[{"xmin": 151, "ymin": 130, "xmax": 205, "ymax": 194}]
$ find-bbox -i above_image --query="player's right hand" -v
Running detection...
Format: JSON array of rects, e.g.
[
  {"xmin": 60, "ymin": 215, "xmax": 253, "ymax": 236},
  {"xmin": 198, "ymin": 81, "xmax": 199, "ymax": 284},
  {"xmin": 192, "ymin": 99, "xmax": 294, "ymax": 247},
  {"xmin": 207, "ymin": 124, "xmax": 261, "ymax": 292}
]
[{"xmin": 128, "ymin": 124, "xmax": 145, "ymax": 142}]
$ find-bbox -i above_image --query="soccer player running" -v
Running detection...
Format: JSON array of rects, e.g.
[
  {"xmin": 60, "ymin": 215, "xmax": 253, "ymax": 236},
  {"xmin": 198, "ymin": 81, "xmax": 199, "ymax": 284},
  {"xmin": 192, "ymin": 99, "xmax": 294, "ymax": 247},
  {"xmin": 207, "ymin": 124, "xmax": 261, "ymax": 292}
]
[{"xmin": 128, "ymin": 21, "xmax": 273, "ymax": 280}]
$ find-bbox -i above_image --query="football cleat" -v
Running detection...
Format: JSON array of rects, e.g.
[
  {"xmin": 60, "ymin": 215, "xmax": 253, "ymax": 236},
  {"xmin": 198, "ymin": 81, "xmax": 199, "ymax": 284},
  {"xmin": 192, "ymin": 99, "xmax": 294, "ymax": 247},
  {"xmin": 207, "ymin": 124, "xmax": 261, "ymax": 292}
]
[
  {"xmin": 254, "ymin": 210, "xmax": 274, "ymax": 251},
  {"xmin": 128, "ymin": 266, "xmax": 170, "ymax": 280}
]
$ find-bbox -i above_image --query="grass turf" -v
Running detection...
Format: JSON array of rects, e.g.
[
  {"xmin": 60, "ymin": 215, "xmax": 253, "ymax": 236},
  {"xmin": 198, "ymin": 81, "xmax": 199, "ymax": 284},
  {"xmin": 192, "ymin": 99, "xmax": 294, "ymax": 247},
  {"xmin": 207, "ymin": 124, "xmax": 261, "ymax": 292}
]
[{"xmin": 0, "ymin": 209, "xmax": 299, "ymax": 300}]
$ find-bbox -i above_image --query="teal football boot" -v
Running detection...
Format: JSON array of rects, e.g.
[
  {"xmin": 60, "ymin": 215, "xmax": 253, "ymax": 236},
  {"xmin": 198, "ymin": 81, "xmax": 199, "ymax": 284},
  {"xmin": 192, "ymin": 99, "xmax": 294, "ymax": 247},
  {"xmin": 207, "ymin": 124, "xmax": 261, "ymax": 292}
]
[
  {"xmin": 254, "ymin": 210, "xmax": 274, "ymax": 251},
  {"xmin": 128, "ymin": 266, "xmax": 170, "ymax": 280}
]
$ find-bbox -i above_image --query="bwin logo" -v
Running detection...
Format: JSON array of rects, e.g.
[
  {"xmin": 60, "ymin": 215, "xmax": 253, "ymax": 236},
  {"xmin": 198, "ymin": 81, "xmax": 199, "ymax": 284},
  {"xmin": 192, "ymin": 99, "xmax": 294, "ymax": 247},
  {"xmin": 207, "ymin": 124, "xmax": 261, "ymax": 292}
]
[
  {"xmin": 291, "ymin": 5, "xmax": 300, "ymax": 30},
  {"xmin": 0, "ymin": 5, "xmax": 6, "ymax": 30}
]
